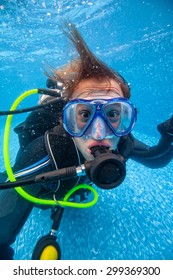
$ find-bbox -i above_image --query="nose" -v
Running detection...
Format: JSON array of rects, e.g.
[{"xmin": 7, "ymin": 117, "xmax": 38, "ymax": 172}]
[{"xmin": 90, "ymin": 116, "xmax": 107, "ymax": 140}]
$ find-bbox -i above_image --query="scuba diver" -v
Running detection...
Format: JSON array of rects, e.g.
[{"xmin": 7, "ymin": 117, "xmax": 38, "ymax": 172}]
[{"xmin": 0, "ymin": 23, "xmax": 173, "ymax": 260}]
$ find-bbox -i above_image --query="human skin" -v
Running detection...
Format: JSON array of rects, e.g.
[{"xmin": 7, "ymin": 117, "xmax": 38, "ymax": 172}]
[{"xmin": 71, "ymin": 78, "xmax": 124, "ymax": 160}]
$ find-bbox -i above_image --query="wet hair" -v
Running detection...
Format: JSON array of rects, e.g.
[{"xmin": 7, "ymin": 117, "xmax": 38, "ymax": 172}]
[{"xmin": 46, "ymin": 23, "xmax": 130, "ymax": 99}]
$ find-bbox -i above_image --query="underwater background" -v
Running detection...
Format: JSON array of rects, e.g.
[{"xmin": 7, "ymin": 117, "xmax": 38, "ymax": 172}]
[{"xmin": 0, "ymin": 0, "xmax": 173, "ymax": 260}]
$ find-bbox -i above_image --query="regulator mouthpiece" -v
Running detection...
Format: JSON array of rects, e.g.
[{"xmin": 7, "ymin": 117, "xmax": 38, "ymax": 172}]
[{"xmin": 87, "ymin": 146, "xmax": 126, "ymax": 189}]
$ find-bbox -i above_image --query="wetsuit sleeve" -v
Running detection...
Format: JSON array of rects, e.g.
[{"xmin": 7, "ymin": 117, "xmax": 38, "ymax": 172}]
[
  {"xmin": 130, "ymin": 134, "xmax": 173, "ymax": 168},
  {"xmin": 129, "ymin": 116, "xmax": 173, "ymax": 168},
  {"xmin": 117, "ymin": 116, "xmax": 173, "ymax": 168}
]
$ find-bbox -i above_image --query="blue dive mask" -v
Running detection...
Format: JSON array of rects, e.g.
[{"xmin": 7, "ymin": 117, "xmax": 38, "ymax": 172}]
[{"xmin": 62, "ymin": 98, "xmax": 137, "ymax": 138}]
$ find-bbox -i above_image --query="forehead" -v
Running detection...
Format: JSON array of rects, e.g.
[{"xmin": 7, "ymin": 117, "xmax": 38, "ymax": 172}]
[{"xmin": 71, "ymin": 78, "xmax": 124, "ymax": 99}]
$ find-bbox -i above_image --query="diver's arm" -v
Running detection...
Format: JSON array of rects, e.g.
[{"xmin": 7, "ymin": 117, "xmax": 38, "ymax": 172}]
[
  {"xmin": 130, "ymin": 116, "xmax": 173, "ymax": 168},
  {"xmin": 130, "ymin": 135, "xmax": 173, "ymax": 168}
]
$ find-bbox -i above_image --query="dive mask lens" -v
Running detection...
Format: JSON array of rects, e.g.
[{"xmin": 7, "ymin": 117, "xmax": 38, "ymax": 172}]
[
  {"xmin": 63, "ymin": 100, "xmax": 95, "ymax": 136},
  {"xmin": 103, "ymin": 100, "xmax": 136, "ymax": 136}
]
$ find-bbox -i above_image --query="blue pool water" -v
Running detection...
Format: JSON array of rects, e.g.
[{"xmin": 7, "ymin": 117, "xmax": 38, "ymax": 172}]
[{"xmin": 0, "ymin": 0, "xmax": 173, "ymax": 260}]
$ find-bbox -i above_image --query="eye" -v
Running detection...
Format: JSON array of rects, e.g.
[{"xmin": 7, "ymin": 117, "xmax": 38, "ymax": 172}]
[
  {"xmin": 78, "ymin": 110, "xmax": 91, "ymax": 122},
  {"xmin": 106, "ymin": 110, "xmax": 120, "ymax": 122}
]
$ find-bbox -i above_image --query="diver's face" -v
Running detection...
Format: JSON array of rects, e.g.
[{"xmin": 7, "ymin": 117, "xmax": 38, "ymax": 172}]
[{"xmin": 71, "ymin": 78, "xmax": 124, "ymax": 160}]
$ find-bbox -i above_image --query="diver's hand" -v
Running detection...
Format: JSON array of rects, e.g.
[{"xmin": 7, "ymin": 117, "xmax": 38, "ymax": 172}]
[{"xmin": 157, "ymin": 115, "xmax": 173, "ymax": 141}]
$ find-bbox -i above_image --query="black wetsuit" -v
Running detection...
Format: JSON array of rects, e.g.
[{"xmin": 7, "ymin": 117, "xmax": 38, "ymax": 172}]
[{"xmin": 0, "ymin": 107, "xmax": 172, "ymax": 260}]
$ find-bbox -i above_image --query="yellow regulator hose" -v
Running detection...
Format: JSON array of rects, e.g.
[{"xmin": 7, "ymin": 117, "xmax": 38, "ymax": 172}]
[{"xmin": 3, "ymin": 89, "xmax": 98, "ymax": 208}]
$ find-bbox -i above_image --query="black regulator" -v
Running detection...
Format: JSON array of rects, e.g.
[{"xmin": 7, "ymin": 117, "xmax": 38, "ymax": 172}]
[
  {"xmin": 0, "ymin": 146, "xmax": 126, "ymax": 190},
  {"xmin": 84, "ymin": 146, "xmax": 126, "ymax": 189}
]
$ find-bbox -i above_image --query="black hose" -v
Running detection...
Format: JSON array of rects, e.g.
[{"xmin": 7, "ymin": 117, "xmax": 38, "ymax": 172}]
[
  {"xmin": 0, "ymin": 166, "xmax": 77, "ymax": 190},
  {"xmin": 0, "ymin": 88, "xmax": 66, "ymax": 116}
]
